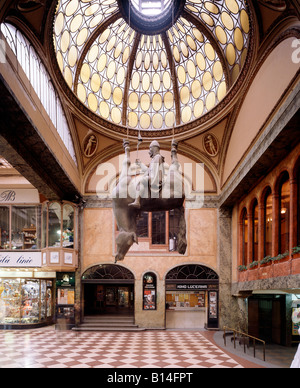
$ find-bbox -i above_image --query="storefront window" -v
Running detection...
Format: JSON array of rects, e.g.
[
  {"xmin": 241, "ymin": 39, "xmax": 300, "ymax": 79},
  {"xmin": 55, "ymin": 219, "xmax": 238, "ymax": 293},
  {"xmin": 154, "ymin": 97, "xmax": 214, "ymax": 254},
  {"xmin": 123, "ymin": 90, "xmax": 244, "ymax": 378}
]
[
  {"xmin": 242, "ymin": 208, "xmax": 248, "ymax": 265},
  {"xmin": 0, "ymin": 206, "xmax": 9, "ymax": 249},
  {"xmin": 152, "ymin": 211, "xmax": 166, "ymax": 245},
  {"xmin": 62, "ymin": 204, "xmax": 74, "ymax": 248},
  {"xmin": 279, "ymin": 174, "xmax": 290, "ymax": 253},
  {"xmin": 137, "ymin": 212, "xmax": 149, "ymax": 238},
  {"xmin": 169, "ymin": 209, "xmax": 180, "ymax": 252},
  {"xmin": 11, "ymin": 206, "xmax": 40, "ymax": 250},
  {"xmin": 264, "ymin": 188, "xmax": 272, "ymax": 257},
  {"xmin": 252, "ymin": 200, "xmax": 259, "ymax": 262},
  {"xmin": 48, "ymin": 202, "xmax": 61, "ymax": 248},
  {"xmin": 0, "ymin": 278, "xmax": 53, "ymax": 325},
  {"xmin": 42, "ymin": 203, "xmax": 47, "ymax": 249}
]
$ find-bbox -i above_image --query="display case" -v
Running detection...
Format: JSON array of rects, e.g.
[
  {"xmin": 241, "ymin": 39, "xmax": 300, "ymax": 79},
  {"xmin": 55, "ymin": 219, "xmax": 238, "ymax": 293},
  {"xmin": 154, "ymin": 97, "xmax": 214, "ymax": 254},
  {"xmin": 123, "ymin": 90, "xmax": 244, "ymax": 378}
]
[
  {"xmin": 166, "ymin": 290, "xmax": 206, "ymax": 310},
  {"xmin": 41, "ymin": 201, "xmax": 78, "ymax": 269},
  {"xmin": 0, "ymin": 278, "xmax": 54, "ymax": 327},
  {"xmin": 23, "ymin": 226, "xmax": 37, "ymax": 249}
]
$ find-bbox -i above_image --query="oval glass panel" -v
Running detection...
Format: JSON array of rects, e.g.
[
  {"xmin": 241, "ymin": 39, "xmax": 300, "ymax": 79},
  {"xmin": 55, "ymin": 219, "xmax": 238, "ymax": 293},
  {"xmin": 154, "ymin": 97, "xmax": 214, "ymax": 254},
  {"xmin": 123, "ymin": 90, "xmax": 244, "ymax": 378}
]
[
  {"xmin": 77, "ymin": 83, "xmax": 86, "ymax": 103},
  {"xmin": 153, "ymin": 93, "xmax": 162, "ymax": 111},
  {"xmin": 80, "ymin": 63, "xmax": 90, "ymax": 83},
  {"xmin": 77, "ymin": 28, "xmax": 88, "ymax": 46},
  {"xmin": 140, "ymin": 113, "xmax": 151, "ymax": 129},
  {"xmin": 165, "ymin": 111, "xmax": 175, "ymax": 127},
  {"xmin": 213, "ymin": 61, "xmax": 223, "ymax": 81},
  {"xmin": 203, "ymin": 71, "xmax": 213, "ymax": 91},
  {"xmin": 107, "ymin": 61, "xmax": 116, "ymax": 80},
  {"xmin": 131, "ymin": 72, "xmax": 140, "ymax": 90},
  {"xmin": 99, "ymin": 101, "xmax": 109, "ymax": 119},
  {"xmin": 144, "ymin": 52, "xmax": 151, "ymax": 70},
  {"xmin": 191, "ymin": 79, "xmax": 201, "ymax": 99},
  {"xmin": 221, "ymin": 12, "xmax": 234, "ymax": 30},
  {"xmin": 182, "ymin": 106, "xmax": 192, "ymax": 123},
  {"xmin": 206, "ymin": 91, "xmax": 216, "ymax": 111},
  {"xmin": 97, "ymin": 53, "xmax": 107, "ymax": 72},
  {"xmin": 129, "ymin": 92, "xmax": 139, "ymax": 110},
  {"xmin": 194, "ymin": 99, "xmax": 204, "ymax": 118},
  {"xmin": 141, "ymin": 94, "xmax": 150, "ymax": 111},
  {"xmin": 117, "ymin": 66, "xmax": 125, "ymax": 85},
  {"xmin": 163, "ymin": 71, "xmax": 171, "ymax": 89},
  {"xmin": 88, "ymin": 93, "xmax": 98, "ymax": 112},
  {"xmin": 68, "ymin": 45, "xmax": 78, "ymax": 67},
  {"xmin": 177, "ymin": 66, "xmax": 186, "ymax": 84},
  {"xmin": 217, "ymin": 81, "xmax": 227, "ymax": 101},
  {"xmin": 111, "ymin": 107, "xmax": 121, "ymax": 124},
  {"xmin": 215, "ymin": 26, "xmax": 227, "ymax": 45},
  {"xmin": 101, "ymin": 81, "xmax": 112, "ymax": 100},
  {"xmin": 142, "ymin": 73, "xmax": 150, "ymax": 91},
  {"xmin": 180, "ymin": 86, "xmax": 190, "ymax": 104},
  {"xmin": 128, "ymin": 111, "xmax": 138, "ymax": 127},
  {"xmin": 153, "ymin": 113, "xmax": 163, "ymax": 129},
  {"xmin": 187, "ymin": 60, "xmax": 196, "ymax": 79},
  {"xmin": 153, "ymin": 73, "xmax": 161, "ymax": 91},
  {"xmin": 113, "ymin": 87, "xmax": 123, "ymax": 106},
  {"xmin": 164, "ymin": 91, "xmax": 174, "ymax": 109},
  {"xmin": 196, "ymin": 53, "xmax": 206, "ymax": 71},
  {"xmin": 91, "ymin": 73, "xmax": 101, "ymax": 93}
]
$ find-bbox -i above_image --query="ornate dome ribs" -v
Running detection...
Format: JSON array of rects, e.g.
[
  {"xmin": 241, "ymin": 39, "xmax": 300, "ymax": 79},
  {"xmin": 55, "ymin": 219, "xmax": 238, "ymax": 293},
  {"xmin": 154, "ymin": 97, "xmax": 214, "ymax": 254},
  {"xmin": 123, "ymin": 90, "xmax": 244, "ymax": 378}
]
[{"xmin": 53, "ymin": 0, "xmax": 250, "ymax": 134}]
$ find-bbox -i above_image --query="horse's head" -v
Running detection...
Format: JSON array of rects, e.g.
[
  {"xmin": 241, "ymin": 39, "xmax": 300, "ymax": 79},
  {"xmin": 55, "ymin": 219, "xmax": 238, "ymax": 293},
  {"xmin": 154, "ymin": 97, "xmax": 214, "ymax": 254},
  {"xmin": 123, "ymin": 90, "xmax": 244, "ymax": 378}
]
[{"xmin": 115, "ymin": 231, "xmax": 138, "ymax": 262}]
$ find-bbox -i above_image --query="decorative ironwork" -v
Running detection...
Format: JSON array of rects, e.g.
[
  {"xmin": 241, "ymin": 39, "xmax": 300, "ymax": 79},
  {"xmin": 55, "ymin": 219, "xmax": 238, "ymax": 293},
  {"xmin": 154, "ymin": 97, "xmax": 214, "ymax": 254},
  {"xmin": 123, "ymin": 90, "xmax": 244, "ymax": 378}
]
[
  {"xmin": 82, "ymin": 264, "xmax": 134, "ymax": 281},
  {"xmin": 166, "ymin": 264, "xmax": 218, "ymax": 280}
]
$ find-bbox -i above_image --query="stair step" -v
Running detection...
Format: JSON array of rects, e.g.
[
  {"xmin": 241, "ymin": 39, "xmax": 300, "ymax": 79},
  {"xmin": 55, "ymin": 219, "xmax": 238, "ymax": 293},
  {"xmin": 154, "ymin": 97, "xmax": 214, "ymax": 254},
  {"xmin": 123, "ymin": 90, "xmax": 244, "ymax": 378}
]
[
  {"xmin": 81, "ymin": 322, "xmax": 138, "ymax": 327},
  {"xmin": 72, "ymin": 326, "xmax": 146, "ymax": 332},
  {"xmin": 72, "ymin": 314, "xmax": 145, "ymax": 332}
]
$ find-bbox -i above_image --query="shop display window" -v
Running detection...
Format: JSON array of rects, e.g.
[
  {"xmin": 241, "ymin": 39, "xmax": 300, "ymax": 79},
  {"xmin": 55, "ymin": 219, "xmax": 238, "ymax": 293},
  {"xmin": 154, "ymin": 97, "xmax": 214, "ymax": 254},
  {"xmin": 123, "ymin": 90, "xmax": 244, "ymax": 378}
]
[
  {"xmin": 166, "ymin": 291, "xmax": 206, "ymax": 310},
  {"xmin": 48, "ymin": 202, "xmax": 61, "ymax": 248},
  {"xmin": 11, "ymin": 206, "xmax": 40, "ymax": 250},
  {"xmin": 0, "ymin": 205, "xmax": 41, "ymax": 250},
  {"xmin": 43, "ymin": 202, "xmax": 77, "ymax": 250},
  {"xmin": 0, "ymin": 206, "xmax": 9, "ymax": 249},
  {"xmin": 0, "ymin": 278, "xmax": 53, "ymax": 325}
]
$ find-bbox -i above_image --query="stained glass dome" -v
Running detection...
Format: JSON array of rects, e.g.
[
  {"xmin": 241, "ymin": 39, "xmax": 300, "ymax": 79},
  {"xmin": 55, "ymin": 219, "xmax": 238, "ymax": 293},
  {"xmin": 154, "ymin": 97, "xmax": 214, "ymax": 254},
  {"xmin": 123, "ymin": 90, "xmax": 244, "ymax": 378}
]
[{"xmin": 53, "ymin": 0, "xmax": 250, "ymax": 133}]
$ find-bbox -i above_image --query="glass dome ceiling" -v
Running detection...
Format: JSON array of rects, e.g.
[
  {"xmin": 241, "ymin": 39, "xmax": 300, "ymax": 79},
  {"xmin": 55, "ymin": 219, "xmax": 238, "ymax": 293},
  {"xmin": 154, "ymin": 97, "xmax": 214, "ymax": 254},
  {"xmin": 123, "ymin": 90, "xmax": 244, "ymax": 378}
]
[{"xmin": 53, "ymin": 0, "xmax": 250, "ymax": 133}]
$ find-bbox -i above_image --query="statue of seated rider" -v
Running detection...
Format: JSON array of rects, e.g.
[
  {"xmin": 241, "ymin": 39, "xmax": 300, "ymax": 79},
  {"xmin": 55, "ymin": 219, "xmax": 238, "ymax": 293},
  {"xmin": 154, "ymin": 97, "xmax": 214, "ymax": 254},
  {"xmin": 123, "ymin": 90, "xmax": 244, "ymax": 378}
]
[{"xmin": 129, "ymin": 140, "xmax": 165, "ymax": 209}]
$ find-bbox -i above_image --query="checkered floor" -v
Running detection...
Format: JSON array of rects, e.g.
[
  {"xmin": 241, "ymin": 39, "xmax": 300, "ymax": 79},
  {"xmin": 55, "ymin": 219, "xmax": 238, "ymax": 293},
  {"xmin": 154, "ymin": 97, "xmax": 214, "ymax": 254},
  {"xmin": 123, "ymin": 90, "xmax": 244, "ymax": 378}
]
[{"xmin": 0, "ymin": 329, "xmax": 244, "ymax": 368}]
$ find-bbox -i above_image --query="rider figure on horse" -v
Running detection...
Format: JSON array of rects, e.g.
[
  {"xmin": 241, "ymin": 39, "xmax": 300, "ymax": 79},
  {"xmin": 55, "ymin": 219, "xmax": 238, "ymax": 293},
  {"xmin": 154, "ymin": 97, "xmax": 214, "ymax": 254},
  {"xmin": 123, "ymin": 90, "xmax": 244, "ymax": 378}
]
[{"xmin": 129, "ymin": 140, "xmax": 165, "ymax": 209}]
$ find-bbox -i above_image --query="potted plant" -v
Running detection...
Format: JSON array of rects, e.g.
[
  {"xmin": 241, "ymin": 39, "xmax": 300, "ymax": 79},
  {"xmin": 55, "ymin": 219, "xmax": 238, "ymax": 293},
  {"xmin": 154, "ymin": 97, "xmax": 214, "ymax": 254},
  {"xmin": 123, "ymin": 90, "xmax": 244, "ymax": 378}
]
[{"xmin": 292, "ymin": 246, "xmax": 300, "ymax": 274}]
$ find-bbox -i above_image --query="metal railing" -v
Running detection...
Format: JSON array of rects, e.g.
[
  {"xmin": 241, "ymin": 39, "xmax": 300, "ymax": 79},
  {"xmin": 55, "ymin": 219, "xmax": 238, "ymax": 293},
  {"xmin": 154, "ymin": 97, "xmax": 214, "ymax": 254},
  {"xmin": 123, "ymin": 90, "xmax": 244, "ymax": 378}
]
[{"xmin": 223, "ymin": 326, "xmax": 266, "ymax": 362}]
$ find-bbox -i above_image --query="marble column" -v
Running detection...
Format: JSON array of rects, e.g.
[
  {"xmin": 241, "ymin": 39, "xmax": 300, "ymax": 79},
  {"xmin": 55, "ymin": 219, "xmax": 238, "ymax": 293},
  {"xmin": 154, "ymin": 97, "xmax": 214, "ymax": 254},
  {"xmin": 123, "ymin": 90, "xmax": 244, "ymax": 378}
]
[{"xmin": 218, "ymin": 206, "xmax": 248, "ymax": 332}]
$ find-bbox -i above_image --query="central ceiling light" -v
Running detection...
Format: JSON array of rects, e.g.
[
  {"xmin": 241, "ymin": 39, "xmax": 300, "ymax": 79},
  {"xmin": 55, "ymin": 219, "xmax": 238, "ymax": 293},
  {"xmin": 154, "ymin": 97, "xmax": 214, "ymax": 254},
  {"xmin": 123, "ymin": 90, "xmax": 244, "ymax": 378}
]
[{"xmin": 131, "ymin": 0, "xmax": 172, "ymax": 16}]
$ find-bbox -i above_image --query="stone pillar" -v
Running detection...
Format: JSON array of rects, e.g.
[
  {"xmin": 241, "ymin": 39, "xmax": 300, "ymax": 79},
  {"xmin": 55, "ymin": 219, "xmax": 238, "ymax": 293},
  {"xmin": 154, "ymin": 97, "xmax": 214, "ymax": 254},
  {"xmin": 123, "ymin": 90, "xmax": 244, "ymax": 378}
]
[{"xmin": 218, "ymin": 206, "xmax": 248, "ymax": 332}]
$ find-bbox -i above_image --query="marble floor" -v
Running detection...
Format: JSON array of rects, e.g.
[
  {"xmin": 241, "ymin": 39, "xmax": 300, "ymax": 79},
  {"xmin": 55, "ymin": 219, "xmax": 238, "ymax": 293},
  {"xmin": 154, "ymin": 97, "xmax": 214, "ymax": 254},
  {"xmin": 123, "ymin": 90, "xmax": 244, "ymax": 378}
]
[{"xmin": 0, "ymin": 326, "xmax": 295, "ymax": 369}]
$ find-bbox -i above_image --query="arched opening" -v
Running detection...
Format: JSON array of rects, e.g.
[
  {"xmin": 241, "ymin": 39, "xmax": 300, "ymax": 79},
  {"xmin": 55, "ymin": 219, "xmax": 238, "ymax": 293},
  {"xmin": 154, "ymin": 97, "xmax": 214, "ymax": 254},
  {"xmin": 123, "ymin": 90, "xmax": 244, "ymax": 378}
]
[
  {"xmin": 82, "ymin": 264, "xmax": 135, "ymax": 316},
  {"xmin": 165, "ymin": 264, "xmax": 219, "ymax": 329}
]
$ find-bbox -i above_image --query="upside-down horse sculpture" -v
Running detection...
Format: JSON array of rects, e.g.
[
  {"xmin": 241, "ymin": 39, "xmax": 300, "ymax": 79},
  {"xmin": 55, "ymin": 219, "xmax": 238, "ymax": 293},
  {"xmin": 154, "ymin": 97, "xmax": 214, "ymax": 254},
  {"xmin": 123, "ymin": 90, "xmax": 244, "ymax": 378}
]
[{"xmin": 112, "ymin": 139, "xmax": 187, "ymax": 262}]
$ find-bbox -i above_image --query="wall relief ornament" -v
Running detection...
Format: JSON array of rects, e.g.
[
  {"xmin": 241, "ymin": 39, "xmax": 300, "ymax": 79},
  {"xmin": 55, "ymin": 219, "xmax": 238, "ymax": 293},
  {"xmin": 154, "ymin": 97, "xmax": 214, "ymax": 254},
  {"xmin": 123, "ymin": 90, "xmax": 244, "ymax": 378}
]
[
  {"xmin": 83, "ymin": 134, "xmax": 98, "ymax": 158},
  {"xmin": 257, "ymin": 0, "xmax": 287, "ymax": 11},
  {"xmin": 203, "ymin": 133, "xmax": 219, "ymax": 157}
]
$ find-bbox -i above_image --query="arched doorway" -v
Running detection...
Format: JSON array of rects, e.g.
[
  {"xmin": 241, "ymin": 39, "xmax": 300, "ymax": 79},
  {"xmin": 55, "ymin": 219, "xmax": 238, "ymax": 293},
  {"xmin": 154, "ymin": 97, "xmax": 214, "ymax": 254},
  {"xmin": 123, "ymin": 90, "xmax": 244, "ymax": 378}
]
[
  {"xmin": 82, "ymin": 264, "xmax": 135, "ymax": 316},
  {"xmin": 165, "ymin": 264, "xmax": 219, "ymax": 329}
]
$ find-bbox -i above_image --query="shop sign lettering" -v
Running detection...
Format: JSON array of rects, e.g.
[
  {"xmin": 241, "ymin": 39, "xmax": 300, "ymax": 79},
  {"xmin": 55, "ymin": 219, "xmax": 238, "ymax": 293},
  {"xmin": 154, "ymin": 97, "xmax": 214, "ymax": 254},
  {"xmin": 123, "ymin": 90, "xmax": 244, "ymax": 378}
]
[
  {"xmin": 0, "ymin": 252, "xmax": 42, "ymax": 267},
  {"xmin": 0, "ymin": 189, "xmax": 39, "ymax": 203},
  {"xmin": 176, "ymin": 284, "xmax": 208, "ymax": 290},
  {"xmin": 0, "ymin": 190, "xmax": 16, "ymax": 202}
]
